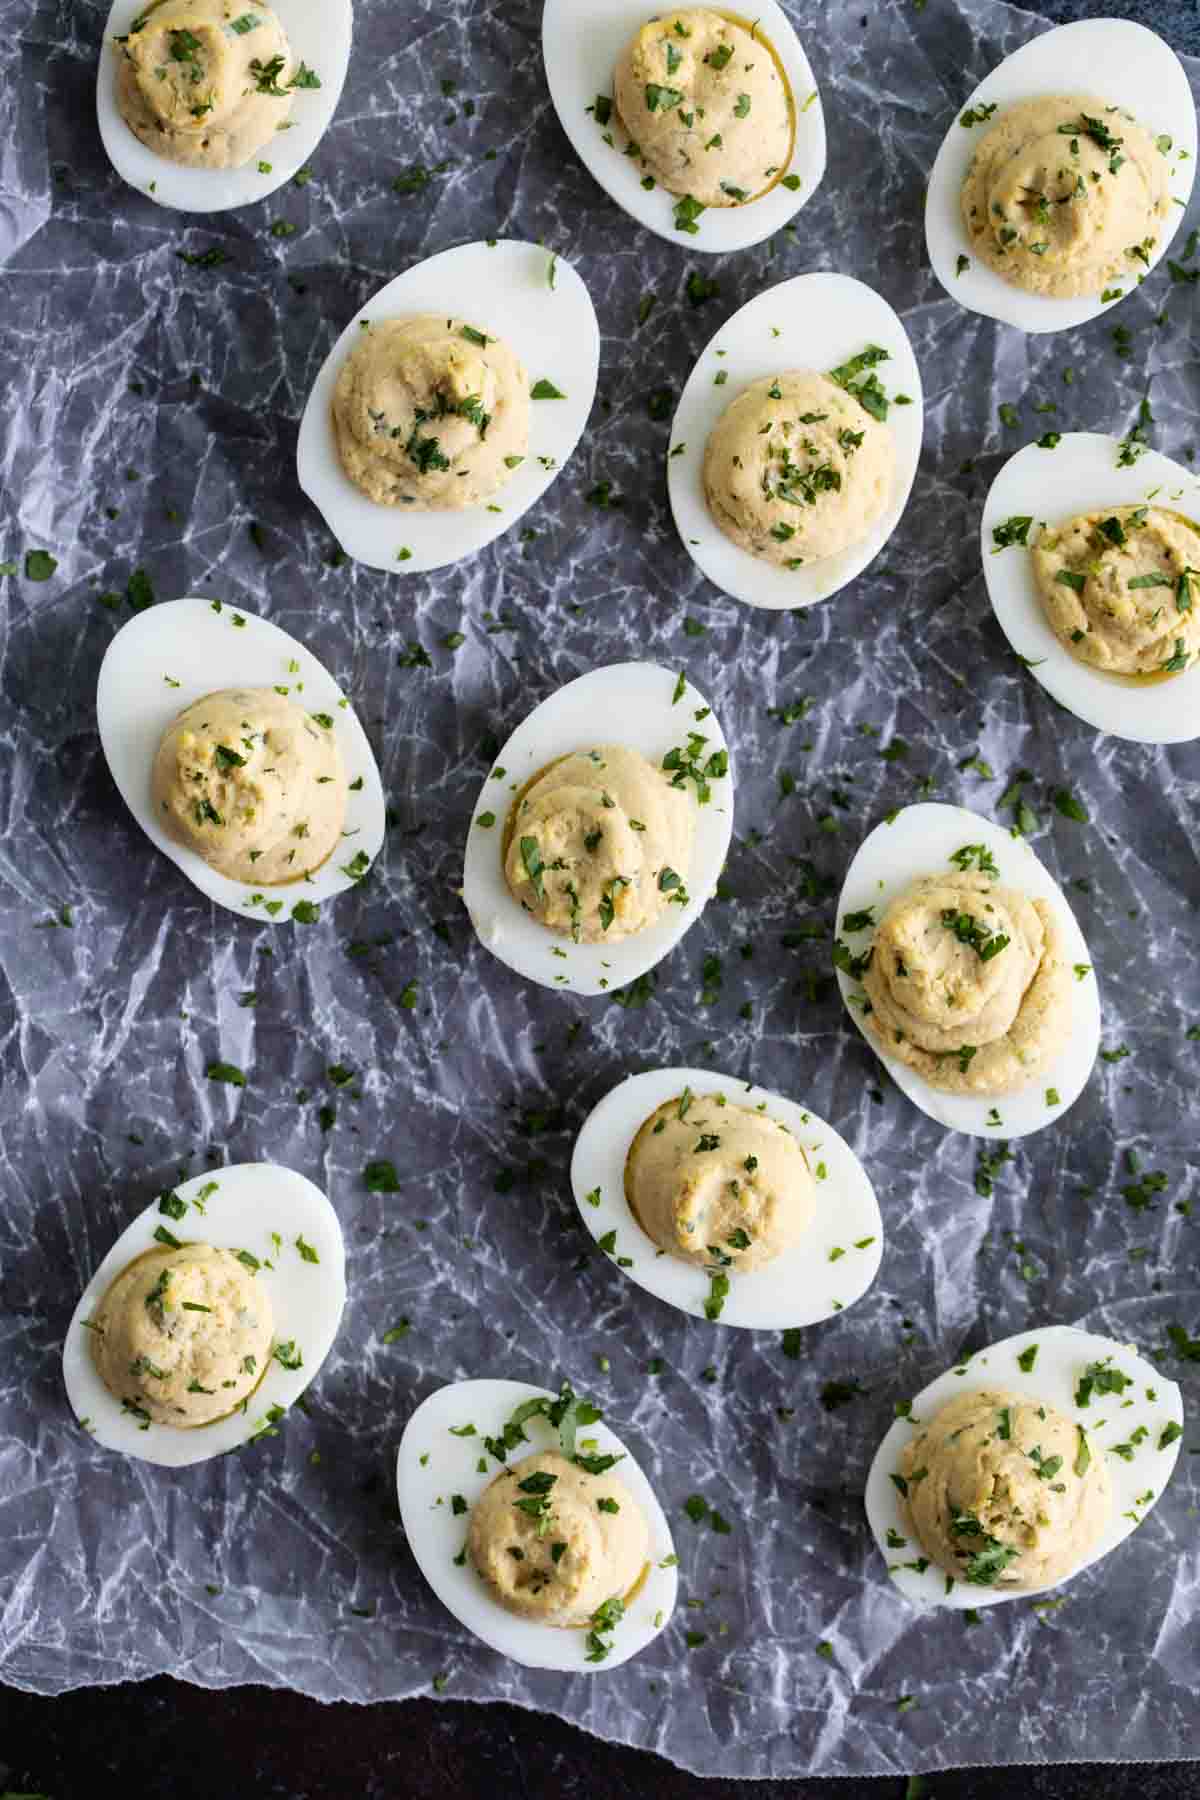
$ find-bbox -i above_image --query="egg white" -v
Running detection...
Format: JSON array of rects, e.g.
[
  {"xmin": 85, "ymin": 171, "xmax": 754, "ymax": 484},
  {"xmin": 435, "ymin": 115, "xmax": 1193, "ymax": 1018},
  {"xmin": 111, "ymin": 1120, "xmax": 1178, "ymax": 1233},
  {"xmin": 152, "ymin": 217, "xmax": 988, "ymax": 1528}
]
[
  {"xmin": 570, "ymin": 1067, "xmax": 883, "ymax": 1331},
  {"xmin": 541, "ymin": 0, "xmax": 825, "ymax": 254},
  {"xmin": 62, "ymin": 1162, "xmax": 347, "ymax": 1468},
  {"xmin": 865, "ymin": 1324, "xmax": 1185, "ymax": 1610},
  {"xmin": 834, "ymin": 803, "xmax": 1100, "ymax": 1141},
  {"xmin": 97, "ymin": 0, "xmax": 353, "ymax": 214},
  {"xmin": 395, "ymin": 1378, "xmax": 678, "ymax": 1672},
  {"xmin": 296, "ymin": 240, "xmax": 599, "ymax": 575},
  {"xmin": 667, "ymin": 271, "xmax": 924, "ymax": 611},
  {"xmin": 925, "ymin": 19, "xmax": 1197, "ymax": 335},
  {"xmin": 95, "ymin": 595, "xmax": 386, "ymax": 924},
  {"xmin": 982, "ymin": 430, "xmax": 1200, "ymax": 744},
  {"xmin": 462, "ymin": 662, "xmax": 732, "ymax": 998}
]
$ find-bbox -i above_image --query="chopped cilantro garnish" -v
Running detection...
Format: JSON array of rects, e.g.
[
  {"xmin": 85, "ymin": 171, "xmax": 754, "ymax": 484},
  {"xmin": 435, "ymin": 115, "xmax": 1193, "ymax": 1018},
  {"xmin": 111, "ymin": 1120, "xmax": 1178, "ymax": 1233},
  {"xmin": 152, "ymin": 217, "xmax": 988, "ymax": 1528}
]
[
  {"xmin": 24, "ymin": 549, "xmax": 57, "ymax": 581},
  {"xmin": 363, "ymin": 1160, "xmax": 401, "ymax": 1193},
  {"xmin": 1075, "ymin": 1360, "xmax": 1131, "ymax": 1407},
  {"xmin": 674, "ymin": 196, "xmax": 707, "ymax": 237},
  {"xmin": 992, "ymin": 515, "xmax": 1032, "ymax": 550},
  {"xmin": 205, "ymin": 1060, "xmax": 246, "ymax": 1087}
]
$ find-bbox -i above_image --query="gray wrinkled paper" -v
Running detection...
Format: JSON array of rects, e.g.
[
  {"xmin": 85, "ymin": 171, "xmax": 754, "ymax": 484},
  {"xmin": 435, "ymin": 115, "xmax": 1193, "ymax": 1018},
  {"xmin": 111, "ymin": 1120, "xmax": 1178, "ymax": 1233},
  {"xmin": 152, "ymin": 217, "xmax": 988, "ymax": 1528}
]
[{"xmin": 1, "ymin": 0, "xmax": 1198, "ymax": 1778}]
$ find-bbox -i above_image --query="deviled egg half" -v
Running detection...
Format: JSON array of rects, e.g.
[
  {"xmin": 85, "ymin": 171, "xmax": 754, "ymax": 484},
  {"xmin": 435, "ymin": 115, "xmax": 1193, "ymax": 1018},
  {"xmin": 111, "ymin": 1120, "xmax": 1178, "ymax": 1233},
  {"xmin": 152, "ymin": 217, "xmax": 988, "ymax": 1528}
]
[
  {"xmin": 63, "ymin": 1163, "xmax": 346, "ymax": 1467},
  {"xmin": 865, "ymin": 1324, "xmax": 1184, "ymax": 1610},
  {"xmin": 396, "ymin": 1378, "xmax": 677, "ymax": 1671},
  {"xmin": 668, "ymin": 272, "xmax": 923, "ymax": 610},
  {"xmin": 925, "ymin": 18, "xmax": 1196, "ymax": 334},
  {"xmin": 834, "ymin": 803, "xmax": 1100, "ymax": 1140},
  {"xmin": 571, "ymin": 1068, "xmax": 883, "ymax": 1330},
  {"xmin": 96, "ymin": 596, "xmax": 385, "ymax": 923},
  {"xmin": 542, "ymin": 1, "xmax": 825, "ymax": 253},
  {"xmin": 98, "ymin": 0, "xmax": 353, "ymax": 213},
  {"xmin": 982, "ymin": 430, "xmax": 1200, "ymax": 744},
  {"xmin": 296, "ymin": 240, "xmax": 599, "ymax": 574},
  {"xmin": 463, "ymin": 663, "xmax": 732, "ymax": 997}
]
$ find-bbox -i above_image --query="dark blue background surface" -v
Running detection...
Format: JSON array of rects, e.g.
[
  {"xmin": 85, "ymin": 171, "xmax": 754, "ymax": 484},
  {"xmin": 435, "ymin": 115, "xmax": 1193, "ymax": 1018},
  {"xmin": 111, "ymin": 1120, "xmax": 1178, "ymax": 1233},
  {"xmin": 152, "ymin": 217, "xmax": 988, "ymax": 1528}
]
[
  {"xmin": 2, "ymin": 1673, "xmax": 1200, "ymax": 1798},
  {"xmin": 1052, "ymin": 0, "xmax": 1198, "ymax": 56}
]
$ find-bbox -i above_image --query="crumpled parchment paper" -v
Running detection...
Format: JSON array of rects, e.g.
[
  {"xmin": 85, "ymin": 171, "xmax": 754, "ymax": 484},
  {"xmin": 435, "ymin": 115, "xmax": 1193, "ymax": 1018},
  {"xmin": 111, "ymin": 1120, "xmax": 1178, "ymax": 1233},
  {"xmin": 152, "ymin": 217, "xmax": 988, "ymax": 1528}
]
[{"xmin": 0, "ymin": 0, "xmax": 1197, "ymax": 1778}]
